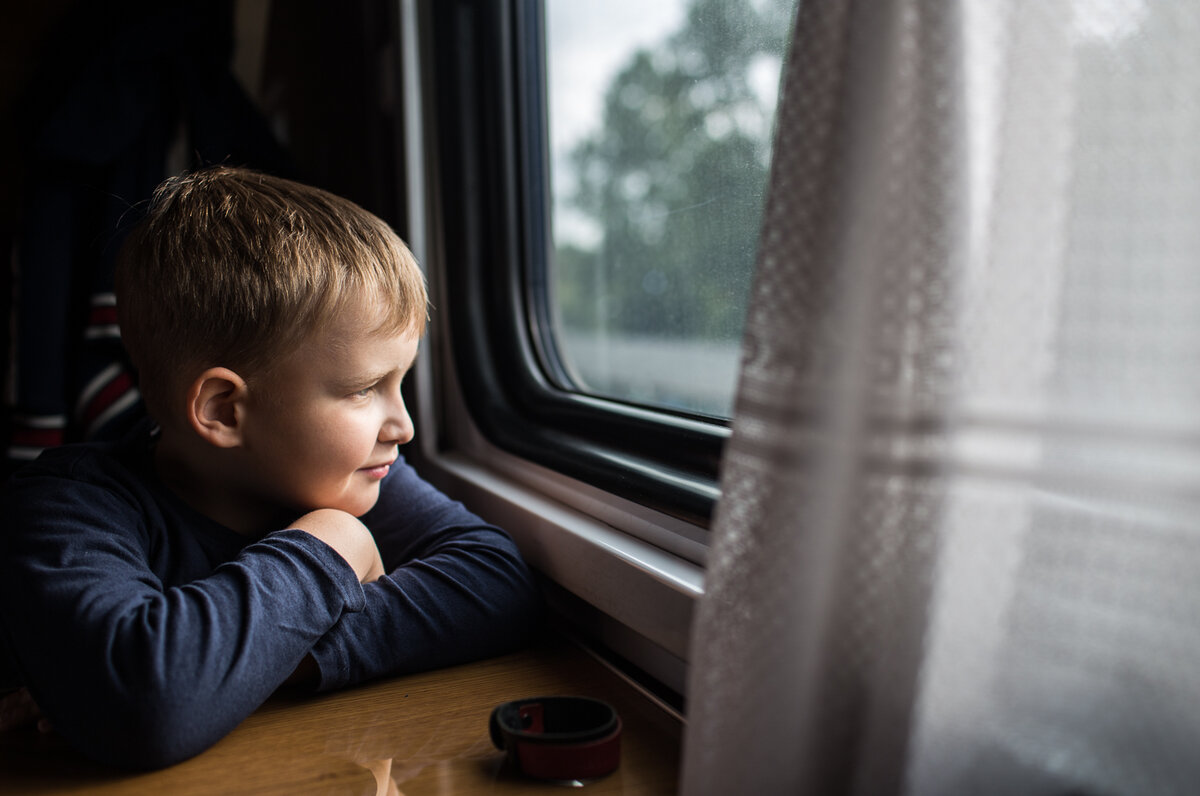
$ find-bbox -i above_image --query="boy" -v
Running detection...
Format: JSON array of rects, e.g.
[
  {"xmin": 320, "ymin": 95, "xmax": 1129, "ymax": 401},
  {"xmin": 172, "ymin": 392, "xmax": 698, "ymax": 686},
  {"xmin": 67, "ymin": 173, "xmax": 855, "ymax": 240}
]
[{"xmin": 0, "ymin": 166, "xmax": 541, "ymax": 769}]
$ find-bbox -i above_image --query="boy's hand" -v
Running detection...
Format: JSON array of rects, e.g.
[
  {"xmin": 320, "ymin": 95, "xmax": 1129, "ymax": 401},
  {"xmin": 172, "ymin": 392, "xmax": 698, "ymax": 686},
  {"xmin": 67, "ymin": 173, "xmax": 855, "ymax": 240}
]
[
  {"xmin": 0, "ymin": 688, "xmax": 52, "ymax": 734},
  {"xmin": 291, "ymin": 509, "xmax": 386, "ymax": 583}
]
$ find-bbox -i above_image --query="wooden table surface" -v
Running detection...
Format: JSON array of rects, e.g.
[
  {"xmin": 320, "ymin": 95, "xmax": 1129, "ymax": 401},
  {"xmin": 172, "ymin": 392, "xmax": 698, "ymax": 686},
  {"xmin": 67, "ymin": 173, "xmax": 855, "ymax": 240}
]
[{"xmin": 0, "ymin": 637, "xmax": 682, "ymax": 794}]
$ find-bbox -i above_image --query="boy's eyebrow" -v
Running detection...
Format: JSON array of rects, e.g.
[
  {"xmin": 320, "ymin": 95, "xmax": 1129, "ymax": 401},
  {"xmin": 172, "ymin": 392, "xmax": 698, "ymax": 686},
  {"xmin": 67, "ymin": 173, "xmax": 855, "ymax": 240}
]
[{"xmin": 338, "ymin": 349, "xmax": 420, "ymax": 390}]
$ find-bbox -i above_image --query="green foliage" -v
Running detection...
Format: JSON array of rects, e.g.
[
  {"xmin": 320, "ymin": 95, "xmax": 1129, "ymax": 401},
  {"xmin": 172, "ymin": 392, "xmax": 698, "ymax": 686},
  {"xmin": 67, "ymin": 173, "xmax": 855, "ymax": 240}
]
[{"xmin": 553, "ymin": 0, "xmax": 794, "ymax": 341}]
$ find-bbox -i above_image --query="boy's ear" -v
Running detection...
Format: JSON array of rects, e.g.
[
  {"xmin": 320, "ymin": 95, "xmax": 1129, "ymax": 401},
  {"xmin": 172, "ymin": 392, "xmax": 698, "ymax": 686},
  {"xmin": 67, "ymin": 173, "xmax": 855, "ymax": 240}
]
[{"xmin": 186, "ymin": 367, "xmax": 249, "ymax": 448}]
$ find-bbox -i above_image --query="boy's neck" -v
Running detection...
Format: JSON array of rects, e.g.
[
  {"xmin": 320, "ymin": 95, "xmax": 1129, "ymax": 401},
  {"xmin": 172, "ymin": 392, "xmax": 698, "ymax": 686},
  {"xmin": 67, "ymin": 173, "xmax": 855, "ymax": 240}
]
[{"xmin": 153, "ymin": 431, "xmax": 290, "ymax": 536}]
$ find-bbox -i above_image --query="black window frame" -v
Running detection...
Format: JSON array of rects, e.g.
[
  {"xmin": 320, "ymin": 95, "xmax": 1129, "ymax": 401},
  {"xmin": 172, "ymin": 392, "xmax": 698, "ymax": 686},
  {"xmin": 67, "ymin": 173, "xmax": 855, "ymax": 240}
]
[{"xmin": 430, "ymin": 0, "xmax": 730, "ymax": 525}]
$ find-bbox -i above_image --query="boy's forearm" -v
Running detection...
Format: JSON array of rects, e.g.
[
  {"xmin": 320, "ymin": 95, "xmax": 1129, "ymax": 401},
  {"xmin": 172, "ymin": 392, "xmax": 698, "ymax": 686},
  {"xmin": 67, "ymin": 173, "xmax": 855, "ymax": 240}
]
[
  {"xmin": 1, "ymin": 528, "xmax": 366, "ymax": 769},
  {"xmin": 307, "ymin": 527, "xmax": 542, "ymax": 691},
  {"xmin": 302, "ymin": 456, "xmax": 544, "ymax": 691}
]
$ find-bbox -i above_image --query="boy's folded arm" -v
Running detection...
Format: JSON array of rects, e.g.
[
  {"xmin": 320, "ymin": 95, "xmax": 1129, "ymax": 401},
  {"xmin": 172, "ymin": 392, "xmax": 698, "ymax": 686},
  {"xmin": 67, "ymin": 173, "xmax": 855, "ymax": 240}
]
[
  {"xmin": 310, "ymin": 525, "xmax": 542, "ymax": 690},
  {"xmin": 0, "ymin": 482, "xmax": 366, "ymax": 770},
  {"xmin": 308, "ymin": 460, "xmax": 543, "ymax": 690}
]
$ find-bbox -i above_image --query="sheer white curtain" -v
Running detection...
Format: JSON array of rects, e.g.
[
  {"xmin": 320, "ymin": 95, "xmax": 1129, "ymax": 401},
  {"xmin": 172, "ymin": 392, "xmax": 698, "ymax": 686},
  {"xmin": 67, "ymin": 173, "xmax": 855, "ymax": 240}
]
[{"xmin": 681, "ymin": 1, "xmax": 1200, "ymax": 794}]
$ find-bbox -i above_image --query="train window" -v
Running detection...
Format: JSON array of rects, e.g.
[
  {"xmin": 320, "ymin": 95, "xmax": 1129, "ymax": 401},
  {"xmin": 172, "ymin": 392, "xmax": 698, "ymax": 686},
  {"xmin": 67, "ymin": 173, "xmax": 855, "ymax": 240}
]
[
  {"xmin": 543, "ymin": 0, "xmax": 795, "ymax": 418},
  {"xmin": 427, "ymin": 0, "xmax": 793, "ymax": 526}
]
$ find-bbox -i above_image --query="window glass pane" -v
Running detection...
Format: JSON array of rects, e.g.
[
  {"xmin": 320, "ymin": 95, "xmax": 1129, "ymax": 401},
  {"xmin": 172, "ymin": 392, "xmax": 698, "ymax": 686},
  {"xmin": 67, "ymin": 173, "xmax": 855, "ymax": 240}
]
[{"xmin": 544, "ymin": 0, "xmax": 795, "ymax": 417}]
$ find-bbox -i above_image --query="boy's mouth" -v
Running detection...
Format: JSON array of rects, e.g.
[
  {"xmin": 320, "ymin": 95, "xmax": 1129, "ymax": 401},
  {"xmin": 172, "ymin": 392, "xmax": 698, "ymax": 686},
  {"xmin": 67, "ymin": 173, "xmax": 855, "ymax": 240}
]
[{"xmin": 359, "ymin": 459, "xmax": 395, "ymax": 479}]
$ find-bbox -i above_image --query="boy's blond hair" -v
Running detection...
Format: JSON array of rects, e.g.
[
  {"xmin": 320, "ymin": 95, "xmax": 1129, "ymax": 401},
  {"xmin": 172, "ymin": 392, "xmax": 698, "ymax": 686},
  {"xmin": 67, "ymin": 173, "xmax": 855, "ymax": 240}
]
[{"xmin": 115, "ymin": 166, "xmax": 428, "ymax": 423}]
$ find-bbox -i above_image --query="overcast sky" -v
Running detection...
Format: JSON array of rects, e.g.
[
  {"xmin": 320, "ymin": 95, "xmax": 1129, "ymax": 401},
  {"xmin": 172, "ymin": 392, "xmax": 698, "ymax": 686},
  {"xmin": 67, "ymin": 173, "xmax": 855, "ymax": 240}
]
[
  {"xmin": 544, "ymin": 1, "xmax": 686, "ymax": 246},
  {"xmin": 545, "ymin": 1, "xmax": 686, "ymax": 153}
]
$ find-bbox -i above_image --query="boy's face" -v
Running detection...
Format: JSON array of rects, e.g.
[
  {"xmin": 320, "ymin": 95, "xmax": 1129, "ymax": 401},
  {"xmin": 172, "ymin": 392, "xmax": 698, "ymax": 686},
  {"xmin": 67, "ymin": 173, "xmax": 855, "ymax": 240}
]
[{"xmin": 237, "ymin": 298, "xmax": 420, "ymax": 519}]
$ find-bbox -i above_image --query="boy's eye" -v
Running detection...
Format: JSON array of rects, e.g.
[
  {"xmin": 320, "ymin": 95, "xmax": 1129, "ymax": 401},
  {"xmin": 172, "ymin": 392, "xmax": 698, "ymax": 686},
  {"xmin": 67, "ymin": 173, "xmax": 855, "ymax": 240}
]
[{"xmin": 352, "ymin": 385, "xmax": 374, "ymax": 398}]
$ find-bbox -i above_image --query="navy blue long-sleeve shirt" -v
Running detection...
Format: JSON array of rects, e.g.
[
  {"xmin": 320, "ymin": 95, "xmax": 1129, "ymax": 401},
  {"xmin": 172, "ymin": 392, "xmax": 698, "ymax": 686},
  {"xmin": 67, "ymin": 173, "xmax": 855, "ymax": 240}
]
[{"xmin": 0, "ymin": 423, "xmax": 541, "ymax": 769}]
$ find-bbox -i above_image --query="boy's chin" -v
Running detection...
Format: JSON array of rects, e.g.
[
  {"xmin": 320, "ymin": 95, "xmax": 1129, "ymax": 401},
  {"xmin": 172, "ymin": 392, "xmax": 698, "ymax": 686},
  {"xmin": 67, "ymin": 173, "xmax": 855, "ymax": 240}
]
[
  {"xmin": 283, "ymin": 483, "xmax": 383, "ymax": 521},
  {"xmin": 330, "ymin": 489, "xmax": 383, "ymax": 518}
]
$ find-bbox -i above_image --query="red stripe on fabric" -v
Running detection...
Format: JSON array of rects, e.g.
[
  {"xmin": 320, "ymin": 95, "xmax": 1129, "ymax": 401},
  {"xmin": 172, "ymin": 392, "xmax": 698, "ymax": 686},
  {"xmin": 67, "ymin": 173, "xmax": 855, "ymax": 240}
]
[
  {"xmin": 89, "ymin": 306, "xmax": 119, "ymax": 326},
  {"xmin": 81, "ymin": 370, "xmax": 135, "ymax": 428},
  {"xmin": 10, "ymin": 428, "xmax": 65, "ymax": 448}
]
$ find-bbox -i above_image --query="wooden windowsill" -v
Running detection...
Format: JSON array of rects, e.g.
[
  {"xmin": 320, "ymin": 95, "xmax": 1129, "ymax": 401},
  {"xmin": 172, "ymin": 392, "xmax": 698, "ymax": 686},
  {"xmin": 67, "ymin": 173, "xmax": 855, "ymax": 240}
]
[{"xmin": 0, "ymin": 635, "xmax": 682, "ymax": 794}]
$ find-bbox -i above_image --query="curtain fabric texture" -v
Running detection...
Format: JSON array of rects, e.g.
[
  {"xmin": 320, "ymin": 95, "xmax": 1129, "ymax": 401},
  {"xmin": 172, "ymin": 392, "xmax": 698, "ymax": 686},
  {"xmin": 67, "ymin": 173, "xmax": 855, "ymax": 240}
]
[{"xmin": 682, "ymin": 1, "xmax": 1200, "ymax": 794}]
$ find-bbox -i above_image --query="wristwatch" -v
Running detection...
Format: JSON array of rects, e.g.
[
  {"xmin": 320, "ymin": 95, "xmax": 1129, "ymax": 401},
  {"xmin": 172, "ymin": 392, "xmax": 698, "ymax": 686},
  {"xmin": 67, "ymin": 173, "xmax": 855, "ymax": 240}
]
[{"xmin": 489, "ymin": 696, "xmax": 622, "ymax": 782}]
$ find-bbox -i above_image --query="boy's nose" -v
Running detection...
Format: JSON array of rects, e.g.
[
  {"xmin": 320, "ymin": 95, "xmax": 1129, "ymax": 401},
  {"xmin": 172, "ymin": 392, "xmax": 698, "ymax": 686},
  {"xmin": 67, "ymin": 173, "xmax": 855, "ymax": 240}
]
[{"xmin": 380, "ymin": 405, "xmax": 415, "ymax": 446}]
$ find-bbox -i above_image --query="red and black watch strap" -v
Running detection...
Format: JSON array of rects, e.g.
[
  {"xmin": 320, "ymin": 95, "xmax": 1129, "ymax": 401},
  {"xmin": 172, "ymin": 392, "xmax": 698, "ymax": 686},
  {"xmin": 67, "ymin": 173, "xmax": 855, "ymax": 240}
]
[{"xmin": 489, "ymin": 696, "xmax": 622, "ymax": 781}]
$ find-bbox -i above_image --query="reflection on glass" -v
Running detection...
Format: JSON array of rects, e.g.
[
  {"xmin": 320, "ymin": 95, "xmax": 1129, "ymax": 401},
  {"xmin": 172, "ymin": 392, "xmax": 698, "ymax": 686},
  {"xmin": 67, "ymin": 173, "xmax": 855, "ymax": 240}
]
[{"xmin": 545, "ymin": 0, "xmax": 796, "ymax": 417}]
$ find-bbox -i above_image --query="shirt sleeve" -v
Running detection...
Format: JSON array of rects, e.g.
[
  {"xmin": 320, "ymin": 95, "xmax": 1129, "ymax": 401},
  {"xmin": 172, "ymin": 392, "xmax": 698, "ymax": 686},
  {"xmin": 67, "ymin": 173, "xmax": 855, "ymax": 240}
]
[
  {"xmin": 308, "ymin": 456, "xmax": 542, "ymax": 691},
  {"xmin": 0, "ymin": 462, "xmax": 366, "ymax": 770}
]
